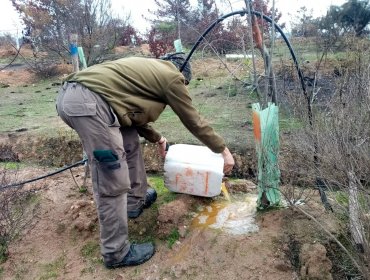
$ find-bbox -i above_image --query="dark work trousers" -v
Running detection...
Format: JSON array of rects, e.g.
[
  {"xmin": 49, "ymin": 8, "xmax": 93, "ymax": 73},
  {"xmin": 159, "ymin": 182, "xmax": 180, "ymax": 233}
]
[{"xmin": 56, "ymin": 82, "xmax": 148, "ymax": 262}]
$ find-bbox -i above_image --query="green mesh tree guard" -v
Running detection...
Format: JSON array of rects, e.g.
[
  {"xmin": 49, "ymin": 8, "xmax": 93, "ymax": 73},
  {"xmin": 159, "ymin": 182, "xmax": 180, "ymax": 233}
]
[{"xmin": 252, "ymin": 102, "xmax": 280, "ymax": 209}]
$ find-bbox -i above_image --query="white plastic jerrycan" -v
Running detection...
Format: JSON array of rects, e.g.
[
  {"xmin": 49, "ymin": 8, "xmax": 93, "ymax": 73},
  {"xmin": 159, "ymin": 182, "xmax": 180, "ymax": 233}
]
[{"xmin": 164, "ymin": 144, "xmax": 224, "ymax": 197}]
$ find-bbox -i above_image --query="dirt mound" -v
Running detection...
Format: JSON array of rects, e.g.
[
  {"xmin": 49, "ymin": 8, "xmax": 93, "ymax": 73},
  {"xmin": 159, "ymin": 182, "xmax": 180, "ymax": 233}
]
[
  {"xmin": 114, "ymin": 44, "xmax": 151, "ymax": 56},
  {"xmin": 0, "ymin": 133, "xmax": 257, "ymax": 180},
  {"xmin": 300, "ymin": 243, "xmax": 333, "ymax": 280},
  {"xmin": 0, "ymin": 68, "xmax": 37, "ymax": 87},
  {"xmin": 0, "ymin": 44, "xmax": 34, "ymax": 59},
  {"xmin": 157, "ymin": 194, "xmax": 197, "ymax": 238},
  {"xmin": 0, "ymin": 144, "xmax": 19, "ymax": 162},
  {"xmin": 64, "ymin": 199, "xmax": 98, "ymax": 233}
]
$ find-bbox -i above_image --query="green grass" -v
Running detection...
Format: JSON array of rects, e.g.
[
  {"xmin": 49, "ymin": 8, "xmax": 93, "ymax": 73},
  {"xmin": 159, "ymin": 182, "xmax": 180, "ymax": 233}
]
[
  {"xmin": 0, "ymin": 239, "xmax": 7, "ymax": 264},
  {"xmin": 25, "ymin": 192, "xmax": 41, "ymax": 205},
  {"xmin": 335, "ymin": 191, "xmax": 349, "ymax": 206},
  {"xmin": 0, "ymin": 79, "xmax": 61, "ymax": 134},
  {"xmin": 279, "ymin": 117, "xmax": 303, "ymax": 131},
  {"xmin": 0, "ymin": 56, "xmax": 25, "ymax": 65},
  {"xmin": 0, "ymin": 161, "xmax": 27, "ymax": 169},
  {"xmin": 148, "ymin": 175, "xmax": 177, "ymax": 204},
  {"xmin": 0, "ymin": 54, "xmax": 301, "ymax": 155},
  {"xmin": 78, "ymin": 186, "xmax": 88, "ymax": 193},
  {"xmin": 332, "ymin": 51, "xmax": 349, "ymax": 61},
  {"xmin": 80, "ymin": 241, "xmax": 103, "ymax": 275},
  {"xmin": 126, "ymin": 175, "xmax": 179, "ymax": 244},
  {"xmin": 335, "ymin": 190, "xmax": 369, "ymax": 210},
  {"xmin": 187, "ymin": 78, "xmax": 203, "ymax": 89},
  {"xmin": 0, "ymin": 75, "xmax": 256, "ymax": 152},
  {"xmin": 166, "ymin": 229, "xmax": 180, "ymax": 249},
  {"xmin": 152, "ymin": 86, "xmax": 253, "ymax": 151},
  {"xmin": 39, "ymin": 255, "xmax": 66, "ymax": 280},
  {"xmin": 81, "ymin": 241, "xmax": 100, "ymax": 259},
  {"xmin": 0, "ymin": 52, "xmax": 338, "ymax": 155}
]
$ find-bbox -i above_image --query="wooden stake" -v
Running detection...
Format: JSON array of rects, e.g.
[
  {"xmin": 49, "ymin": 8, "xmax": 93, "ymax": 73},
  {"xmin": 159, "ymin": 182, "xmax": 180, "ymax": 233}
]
[{"xmin": 69, "ymin": 34, "xmax": 79, "ymax": 72}]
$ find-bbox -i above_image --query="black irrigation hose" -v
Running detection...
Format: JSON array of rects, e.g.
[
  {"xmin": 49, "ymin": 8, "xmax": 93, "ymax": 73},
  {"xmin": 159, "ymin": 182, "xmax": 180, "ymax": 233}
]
[
  {"xmin": 180, "ymin": 9, "xmax": 308, "ymax": 98},
  {"xmin": 0, "ymin": 159, "xmax": 87, "ymax": 191}
]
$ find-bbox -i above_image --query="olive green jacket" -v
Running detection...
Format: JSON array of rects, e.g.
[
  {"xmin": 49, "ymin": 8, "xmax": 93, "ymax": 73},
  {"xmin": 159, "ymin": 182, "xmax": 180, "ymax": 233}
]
[{"xmin": 64, "ymin": 57, "xmax": 225, "ymax": 153}]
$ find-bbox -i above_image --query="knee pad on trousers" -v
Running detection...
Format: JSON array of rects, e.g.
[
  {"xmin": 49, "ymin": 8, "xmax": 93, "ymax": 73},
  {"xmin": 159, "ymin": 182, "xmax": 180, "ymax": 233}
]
[{"xmin": 92, "ymin": 149, "xmax": 130, "ymax": 196}]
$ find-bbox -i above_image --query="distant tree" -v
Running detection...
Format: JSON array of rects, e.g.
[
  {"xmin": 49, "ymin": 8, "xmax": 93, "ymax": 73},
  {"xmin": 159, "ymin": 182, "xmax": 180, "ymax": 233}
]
[
  {"xmin": 147, "ymin": 0, "xmax": 192, "ymax": 56},
  {"xmin": 11, "ymin": 0, "xmax": 131, "ymax": 65},
  {"xmin": 318, "ymin": 6, "xmax": 342, "ymax": 40},
  {"xmin": 216, "ymin": 18, "xmax": 249, "ymax": 53},
  {"xmin": 192, "ymin": 0, "xmax": 220, "ymax": 32},
  {"xmin": 290, "ymin": 6, "xmax": 319, "ymax": 37},
  {"xmin": 185, "ymin": 0, "xmax": 222, "ymax": 47},
  {"xmin": 150, "ymin": 0, "xmax": 192, "ymax": 39},
  {"xmin": 119, "ymin": 25, "xmax": 142, "ymax": 46},
  {"xmin": 321, "ymin": 0, "xmax": 370, "ymax": 36},
  {"xmin": 147, "ymin": 23, "xmax": 177, "ymax": 57},
  {"xmin": 147, "ymin": 0, "xmax": 288, "ymax": 56}
]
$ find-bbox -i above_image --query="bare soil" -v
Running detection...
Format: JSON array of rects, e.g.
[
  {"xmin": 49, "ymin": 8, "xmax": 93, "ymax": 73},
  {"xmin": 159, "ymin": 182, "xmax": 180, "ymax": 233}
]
[
  {"xmin": 0, "ymin": 67, "xmax": 37, "ymax": 87},
  {"xmin": 0, "ymin": 152, "xmax": 340, "ymax": 280}
]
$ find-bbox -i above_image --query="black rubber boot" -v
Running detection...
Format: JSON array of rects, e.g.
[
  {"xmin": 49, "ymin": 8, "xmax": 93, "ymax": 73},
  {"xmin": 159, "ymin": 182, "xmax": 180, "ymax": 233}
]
[
  {"xmin": 128, "ymin": 188, "xmax": 157, "ymax": 219},
  {"xmin": 105, "ymin": 242, "xmax": 155, "ymax": 269},
  {"xmin": 143, "ymin": 188, "xmax": 157, "ymax": 208}
]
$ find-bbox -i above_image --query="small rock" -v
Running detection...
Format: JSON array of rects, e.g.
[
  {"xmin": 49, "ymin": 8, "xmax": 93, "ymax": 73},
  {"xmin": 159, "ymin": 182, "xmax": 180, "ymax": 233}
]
[
  {"xmin": 178, "ymin": 225, "xmax": 187, "ymax": 238},
  {"xmin": 275, "ymin": 260, "xmax": 291, "ymax": 272},
  {"xmin": 73, "ymin": 221, "xmax": 85, "ymax": 231}
]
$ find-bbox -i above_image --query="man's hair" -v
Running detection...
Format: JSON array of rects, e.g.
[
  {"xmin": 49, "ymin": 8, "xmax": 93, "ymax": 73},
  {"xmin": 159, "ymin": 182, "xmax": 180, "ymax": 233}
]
[{"xmin": 160, "ymin": 52, "xmax": 192, "ymax": 84}]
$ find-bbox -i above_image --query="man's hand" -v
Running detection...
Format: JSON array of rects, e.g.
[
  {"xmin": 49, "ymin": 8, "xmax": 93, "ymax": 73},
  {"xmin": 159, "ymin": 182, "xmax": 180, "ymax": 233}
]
[
  {"xmin": 157, "ymin": 136, "xmax": 168, "ymax": 158},
  {"xmin": 221, "ymin": 147, "xmax": 234, "ymax": 175}
]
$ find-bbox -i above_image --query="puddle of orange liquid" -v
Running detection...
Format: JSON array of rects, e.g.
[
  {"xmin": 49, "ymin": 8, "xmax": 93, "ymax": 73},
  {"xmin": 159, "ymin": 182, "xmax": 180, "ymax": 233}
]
[
  {"xmin": 192, "ymin": 183, "xmax": 230, "ymax": 228},
  {"xmin": 191, "ymin": 202, "xmax": 227, "ymax": 228}
]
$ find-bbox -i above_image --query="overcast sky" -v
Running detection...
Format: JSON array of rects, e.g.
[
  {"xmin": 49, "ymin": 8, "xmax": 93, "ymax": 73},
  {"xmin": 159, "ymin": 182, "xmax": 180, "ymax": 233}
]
[{"xmin": 1, "ymin": 0, "xmax": 346, "ymax": 36}]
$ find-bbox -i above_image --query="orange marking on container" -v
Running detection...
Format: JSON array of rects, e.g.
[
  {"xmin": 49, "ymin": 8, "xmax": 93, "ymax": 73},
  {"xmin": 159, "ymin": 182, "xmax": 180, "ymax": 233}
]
[
  {"xmin": 204, "ymin": 172, "xmax": 209, "ymax": 194},
  {"xmin": 176, "ymin": 173, "xmax": 185, "ymax": 191},
  {"xmin": 175, "ymin": 173, "xmax": 180, "ymax": 186},
  {"xmin": 252, "ymin": 111, "xmax": 261, "ymax": 142},
  {"xmin": 185, "ymin": 167, "xmax": 193, "ymax": 176}
]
